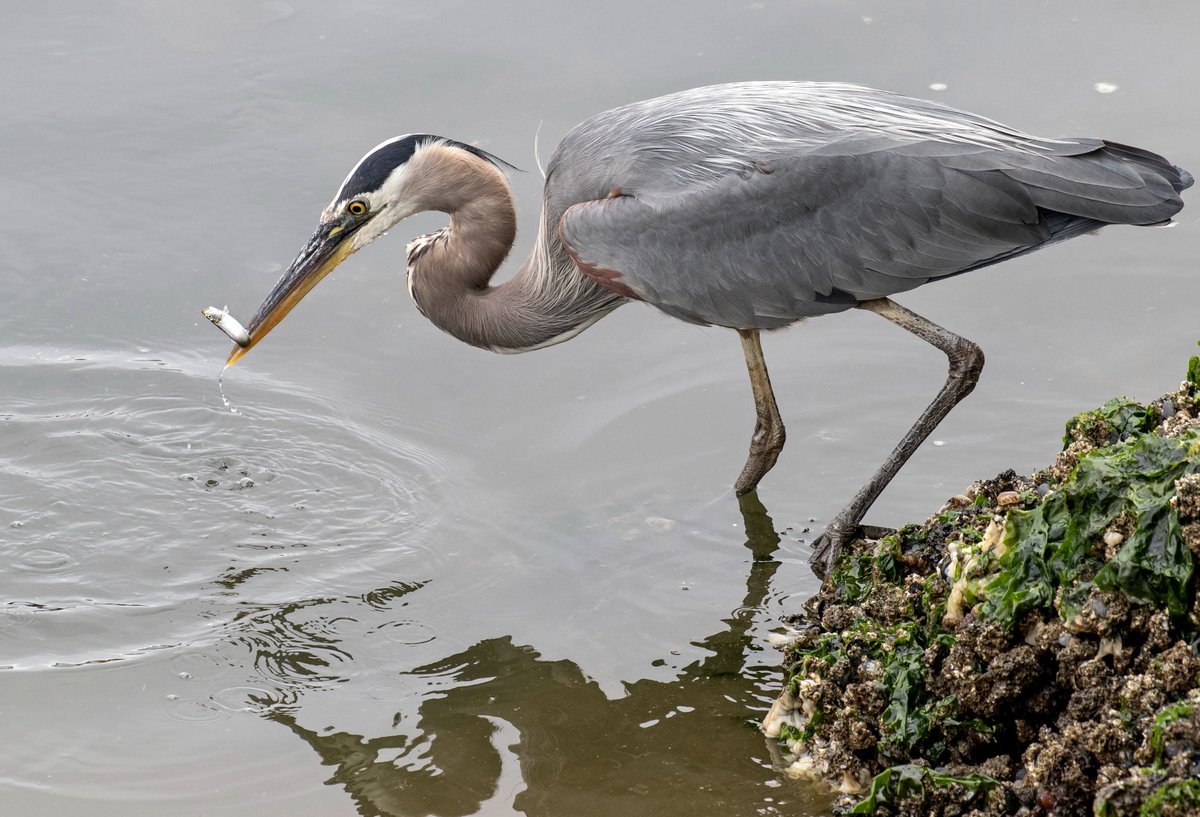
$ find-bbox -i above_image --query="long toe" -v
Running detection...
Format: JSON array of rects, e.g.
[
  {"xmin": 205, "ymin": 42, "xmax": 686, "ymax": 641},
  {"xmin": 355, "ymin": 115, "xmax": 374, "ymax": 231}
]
[
  {"xmin": 808, "ymin": 528, "xmax": 846, "ymax": 575},
  {"xmin": 809, "ymin": 523, "xmax": 894, "ymax": 575}
]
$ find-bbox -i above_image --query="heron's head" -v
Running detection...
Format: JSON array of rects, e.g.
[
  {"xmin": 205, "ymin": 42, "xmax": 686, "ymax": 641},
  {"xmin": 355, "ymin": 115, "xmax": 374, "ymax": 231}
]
[{"xmin": 227, "ymin": 134, "xmax": 509, "ymax": 364}]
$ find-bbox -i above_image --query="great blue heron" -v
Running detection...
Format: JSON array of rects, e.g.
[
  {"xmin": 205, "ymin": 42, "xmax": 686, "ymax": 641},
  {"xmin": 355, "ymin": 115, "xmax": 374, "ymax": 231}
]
[{"xmin": 221, "ymin": 82, "xmax": 1191, "ymax": 568}]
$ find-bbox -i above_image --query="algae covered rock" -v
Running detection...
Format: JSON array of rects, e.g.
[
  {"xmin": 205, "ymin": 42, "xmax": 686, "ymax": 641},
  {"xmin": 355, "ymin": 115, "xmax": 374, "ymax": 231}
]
[{"xmin": 768, "ymin": 361, "xmax": 1200, "ymax": 816}]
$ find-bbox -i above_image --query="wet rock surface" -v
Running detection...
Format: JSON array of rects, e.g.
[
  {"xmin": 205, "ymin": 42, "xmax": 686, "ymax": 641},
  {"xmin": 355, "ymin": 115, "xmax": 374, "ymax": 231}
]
[{"xmin": 768, "ymin": 366, "xmax": 1200, "ymax": 816}]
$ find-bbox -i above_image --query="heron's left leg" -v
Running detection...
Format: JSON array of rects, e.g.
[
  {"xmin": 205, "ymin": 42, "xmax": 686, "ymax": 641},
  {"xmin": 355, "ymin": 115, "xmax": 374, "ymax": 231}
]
[
  {"xmin": 809, "ymin": 297, "xmax": 984, "ymax": 571},
  {"xmin": 734, "ymin": 329, "xmax": 786, "ymax": 495}
]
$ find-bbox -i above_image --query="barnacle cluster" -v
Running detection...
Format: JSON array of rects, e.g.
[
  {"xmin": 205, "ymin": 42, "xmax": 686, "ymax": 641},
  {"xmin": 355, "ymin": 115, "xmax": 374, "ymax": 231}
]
[{"xmin": 768, "ymin": 359, "xmax": 1200, "ymax": 816}]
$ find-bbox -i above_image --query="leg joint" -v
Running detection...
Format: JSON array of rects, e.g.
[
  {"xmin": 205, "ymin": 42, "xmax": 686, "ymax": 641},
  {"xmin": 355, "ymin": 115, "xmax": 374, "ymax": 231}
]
[
  {"xmin": 756, "ymin": 419, "xmax": 786, "ymax": 450},
  {"xmin": 948, "ymin": 337, "xmax": 985, "ymax": 383}
]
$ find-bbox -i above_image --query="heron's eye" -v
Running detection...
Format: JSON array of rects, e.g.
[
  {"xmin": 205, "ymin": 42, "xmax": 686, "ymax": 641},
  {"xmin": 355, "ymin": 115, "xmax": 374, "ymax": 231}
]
[{"xmin": 346, "ymin": 200, "xmax": 369, "ymax": 217}]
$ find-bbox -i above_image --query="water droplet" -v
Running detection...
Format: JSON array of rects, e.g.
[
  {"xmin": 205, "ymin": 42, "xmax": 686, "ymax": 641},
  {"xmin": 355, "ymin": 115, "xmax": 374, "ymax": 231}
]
[{"xmin": 218, "ymin": 365, "xmax": 240, "ymax": 414}]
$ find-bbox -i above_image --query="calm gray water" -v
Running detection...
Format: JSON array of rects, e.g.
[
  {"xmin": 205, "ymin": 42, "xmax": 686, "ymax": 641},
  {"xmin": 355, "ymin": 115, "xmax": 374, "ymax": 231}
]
[{"xmin": 1, "ymin": 2, "xmax": 1197, "ymax": 815}]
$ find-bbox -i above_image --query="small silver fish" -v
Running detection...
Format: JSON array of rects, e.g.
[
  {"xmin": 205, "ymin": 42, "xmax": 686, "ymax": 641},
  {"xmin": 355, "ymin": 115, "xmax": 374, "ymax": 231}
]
[{"xmin": 202, "ymin": 306, "xmax": 250, "ymax": 347}]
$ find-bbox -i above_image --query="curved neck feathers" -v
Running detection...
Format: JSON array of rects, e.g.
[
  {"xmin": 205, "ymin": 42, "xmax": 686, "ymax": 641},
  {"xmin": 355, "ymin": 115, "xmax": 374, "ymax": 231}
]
[{"xmin": 404, "ymin": 144, "xmax": 623, "ymax": 353}]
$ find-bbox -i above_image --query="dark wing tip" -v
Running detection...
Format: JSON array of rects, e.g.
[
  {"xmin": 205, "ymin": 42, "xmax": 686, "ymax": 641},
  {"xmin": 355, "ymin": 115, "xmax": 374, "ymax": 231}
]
[
  {"xmin": 1101, "ymin": 140, "xmax": 1193, "ymax": 194},
  {"xmin": 1176, "ymin": 166, "xmax": 1195, "ymax": 192}
]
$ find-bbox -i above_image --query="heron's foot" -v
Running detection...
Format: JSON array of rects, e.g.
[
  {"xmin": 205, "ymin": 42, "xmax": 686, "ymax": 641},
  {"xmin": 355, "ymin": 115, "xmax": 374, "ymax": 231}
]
[
  {"xmin": 808, "ymin": 524, "xmax": 853, "ymax": 574},
  {"xmin": 860, "ymin": 523, "xmax": 898, "ymax": 539},
  {"xmin": 808, "ymin": 522, "xmax": 896, "ymax": 575},
  {"xmin": 734, "ymin": 417, "xmax": 786, "ymax": 496}
]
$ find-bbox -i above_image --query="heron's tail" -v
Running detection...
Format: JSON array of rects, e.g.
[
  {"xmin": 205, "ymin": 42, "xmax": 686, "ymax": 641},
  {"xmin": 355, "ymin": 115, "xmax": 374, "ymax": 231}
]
[
  {"xmin": 998, "ymin": 138, "xmax": 1190, "ymax": 227},
  {"xmin": 1100, "ymin": 140, "xmax": 1193, "ymax": 195}
]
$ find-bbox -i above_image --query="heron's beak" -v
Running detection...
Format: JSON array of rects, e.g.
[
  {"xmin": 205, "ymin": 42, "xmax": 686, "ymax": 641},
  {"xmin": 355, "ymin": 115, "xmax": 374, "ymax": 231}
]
[{"xmin": 226, "ymin": 219, "xmax": 361, "ymax": 365}]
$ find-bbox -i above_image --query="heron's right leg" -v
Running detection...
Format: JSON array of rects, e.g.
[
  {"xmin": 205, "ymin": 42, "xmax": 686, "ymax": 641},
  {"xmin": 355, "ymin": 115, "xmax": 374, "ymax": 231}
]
[
  {"xmin": 809, "ymin": 298, "xmax": 984, "ymax": 570},
  {"xmin": 734, "ymin": 329, "xmax": 786, "ymax": 496}
]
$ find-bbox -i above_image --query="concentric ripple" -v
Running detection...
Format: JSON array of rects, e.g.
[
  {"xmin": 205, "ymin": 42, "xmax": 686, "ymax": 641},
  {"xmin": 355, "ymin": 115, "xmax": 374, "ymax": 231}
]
[{"xmin": 0, "ymin": 345, "xmax": 447, "ymax": 671}]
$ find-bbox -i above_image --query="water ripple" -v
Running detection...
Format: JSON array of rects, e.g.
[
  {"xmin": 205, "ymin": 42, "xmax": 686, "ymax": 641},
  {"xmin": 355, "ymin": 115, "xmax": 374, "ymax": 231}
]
[
  {"xmin": 13, "ymin": 547, "xmax": 77, "ymax": 573},
  {"xmin": 0, "ymin": 345, "xmax": 448, "ymax": 671}
]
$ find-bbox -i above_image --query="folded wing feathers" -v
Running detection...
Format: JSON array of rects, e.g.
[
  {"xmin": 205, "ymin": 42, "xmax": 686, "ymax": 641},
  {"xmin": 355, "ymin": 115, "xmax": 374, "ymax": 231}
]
[{"xmin": 555, "ymin": 83, "xmax": 1190, "ymax": 329}]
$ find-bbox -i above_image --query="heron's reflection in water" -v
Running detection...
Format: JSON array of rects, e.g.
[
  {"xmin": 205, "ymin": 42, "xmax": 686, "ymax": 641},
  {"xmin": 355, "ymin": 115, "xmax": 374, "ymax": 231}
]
[{"xmin": 265, "ymin": 495, "xmax": 832, "ymax": 817}]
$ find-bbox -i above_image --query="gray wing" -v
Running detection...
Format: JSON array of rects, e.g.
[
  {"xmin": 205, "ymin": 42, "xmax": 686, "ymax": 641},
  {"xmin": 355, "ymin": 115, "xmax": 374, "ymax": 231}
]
[{"xmin": 551, "ymin": 83, "xmax": 1189, "ymax": 329}]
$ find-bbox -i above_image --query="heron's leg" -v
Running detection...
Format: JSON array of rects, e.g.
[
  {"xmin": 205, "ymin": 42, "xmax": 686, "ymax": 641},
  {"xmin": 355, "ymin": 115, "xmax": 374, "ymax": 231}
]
[
  {"xmin": 734, "ymin": 329, "xmax": 787, "ymax": 496},
  {"xmin": 810, "ymin": 297, "xmax": 984, "ymax": 570}
]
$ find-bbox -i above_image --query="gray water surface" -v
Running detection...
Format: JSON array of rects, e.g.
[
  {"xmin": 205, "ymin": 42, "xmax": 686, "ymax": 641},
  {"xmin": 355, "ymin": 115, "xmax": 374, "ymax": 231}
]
[{"xmin": 2, "ymin": 2, "xmax": 1197, "ymax": 815}]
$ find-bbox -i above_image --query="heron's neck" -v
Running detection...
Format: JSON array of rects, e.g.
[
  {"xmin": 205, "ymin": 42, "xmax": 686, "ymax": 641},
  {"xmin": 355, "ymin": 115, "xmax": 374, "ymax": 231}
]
[{"xmin": 405, "ymin": 146, "xmax": 622, "ymax": 353}]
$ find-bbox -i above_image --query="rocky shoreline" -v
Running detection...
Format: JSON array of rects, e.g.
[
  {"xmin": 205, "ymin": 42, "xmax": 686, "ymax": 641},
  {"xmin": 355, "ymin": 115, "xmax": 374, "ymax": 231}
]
[{"xmin": 765, "ymin": 361, "xmax": 1200, "ymax": 816}]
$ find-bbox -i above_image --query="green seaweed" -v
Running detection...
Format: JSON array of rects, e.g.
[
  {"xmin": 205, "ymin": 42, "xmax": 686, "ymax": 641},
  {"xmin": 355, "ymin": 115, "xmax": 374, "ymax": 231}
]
[
  {"xmin": 1139, "ymin": 779, "xmax": 1200, "ymax": 817},
  {"xmin": 980, "ymin": 426, "xmax": 1199, "ymax": 626},
  {"xmin": 786, "ymin": 514, "xmax": 999, "ymax": 767},
  {"xmin": 834, "ymin": 551, "xmax": 880, "ymax": 604},
  {"xmin": 1149, "ymin": 700, "xmax": 1195, "ymax": 765},
  {"xmin": 879, "ymin": 637, "xmax": 928, "ymax": 758},
  {"xmin": 1187, "ymin": 353, "xmax": 1200, "ymax": 389},
  {"xmin": 832, "ymin": 537, "xmax": 906, "ymax": 604},
  {"xmin": 792, "ymin": 537, "xmax": 961, "ymax": 762},
  {"xmin": 848, "ymin": 764, "xmax": 997, "ymax": 814},
  {"xmin": 1062, "ymin": 396, "xmax": 1159, "ymax": 448},
  {"xmin": 1088, "ymin": 434, "xmax": 1198, "ymax": 614},
  {"xmin": 977, "ymin": 493, "xmax": 1069, "ymax": 627},
  {"xmin": 876, "ymin": 636, "xmax": 974, "ymax": 762},
  {"xmin": 779, "ymin": 708, "xmax": 825, "ymax": 745},
  {"xmin": 777, "ymin": 721, "xmax": 804, "ymax": 743},
  {"xmin": 784, "ymin": 616, "xmax": 960, "ymax": 763}
]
